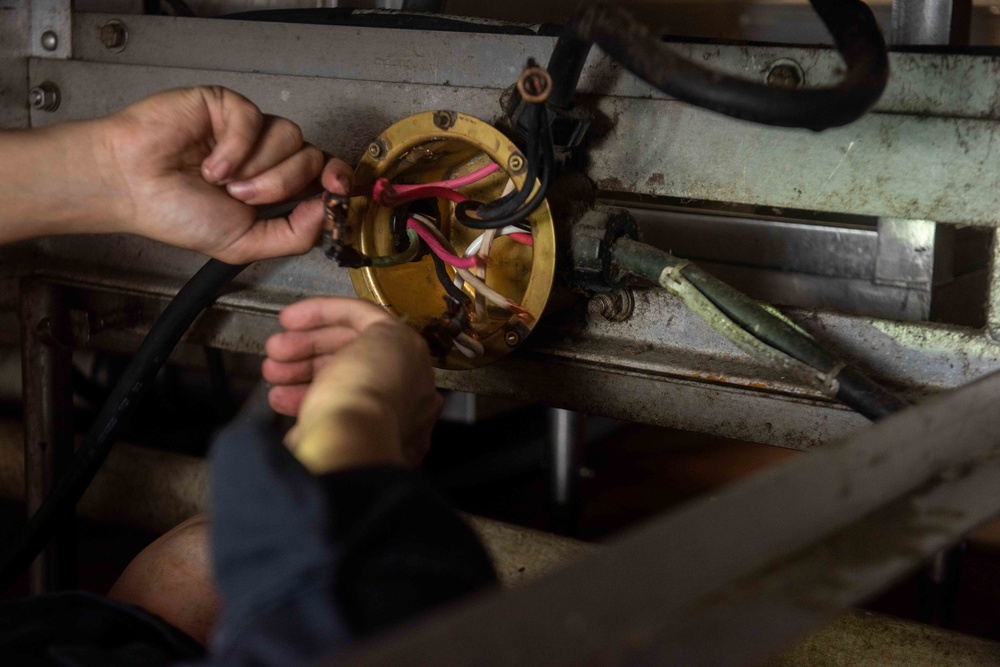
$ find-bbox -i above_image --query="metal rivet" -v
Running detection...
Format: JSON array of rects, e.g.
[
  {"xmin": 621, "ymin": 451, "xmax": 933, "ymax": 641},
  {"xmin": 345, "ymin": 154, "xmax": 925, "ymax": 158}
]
[
  {"xmin": 28, "ymin": 82, "xmax": 60, "ymax": 112},
  {"xmin": 508, "ymin": 153, "xmax": 525, "ymax": 174},
  {"xmin": 504, "ymin": 330, "xmax": 521, "ymax": 347},
  {"xmin": 367, "ymin": 141, "xmax": 384, "ymax": 159},
  {"xmin": 432, "ymin": 110, "xmax": 456, "ymax": 130},
  {"xmin": 40, "ymin": 31, "xmax": 58, "ymax": 51},
  {"xmin": 765, "ymin": 59, "xmax": 804, "ymax": 89},
  {"xmin": 99, "ymin": 20, "xmax": 128, "ymax": 51}
]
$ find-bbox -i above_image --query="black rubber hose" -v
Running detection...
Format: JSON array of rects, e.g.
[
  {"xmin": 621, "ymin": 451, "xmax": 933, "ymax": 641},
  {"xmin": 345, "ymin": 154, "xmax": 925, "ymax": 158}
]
[
  {"xmin": 0, "ymin": 259, "xmax": 247, "ymax": 591},
  {"xmin": 548, "ymin": 1, "xmax": 889, "ymax": 131}
]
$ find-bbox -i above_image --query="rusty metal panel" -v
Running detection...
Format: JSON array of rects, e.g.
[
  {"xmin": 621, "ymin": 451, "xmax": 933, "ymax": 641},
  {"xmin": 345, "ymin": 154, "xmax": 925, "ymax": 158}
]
[
  {"xmin": 29, "ymin": 56, "xmax": 1000, "ymax": 227},
  {"xmin": 72, "ymin": 13, "xmax": 1000, "ymax": 120}
]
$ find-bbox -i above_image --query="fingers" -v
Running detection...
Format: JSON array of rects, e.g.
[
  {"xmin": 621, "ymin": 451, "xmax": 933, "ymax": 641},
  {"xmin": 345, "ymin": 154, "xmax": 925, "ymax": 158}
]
[
  {"xmin": 262, "ymin": 355, "xmax": 334, "ymax": 386},
  {"xmin": 199, "ymin": 87, "xmax": 264, "ymax": 184},
  {"xmin": 226, "ymin": 144, "xmax": 324, "ymax": 205},
  {"xmin": 268, "ymin": 385, "xmax": 309, "ymax": 417},
  {"xmin": 278, "ymin": 297, "xmax": 394, "ymax": 333},
  {"xmin": 227, "ymin": 116, "xmax": 304, "ymax": 181},
  {"xmin": 265, "ymin": 326, "xmax": 359, "ymax": 363},
  {"xmin": 321, "ymin": 158, "xmax": 354, "ymax": 196}
]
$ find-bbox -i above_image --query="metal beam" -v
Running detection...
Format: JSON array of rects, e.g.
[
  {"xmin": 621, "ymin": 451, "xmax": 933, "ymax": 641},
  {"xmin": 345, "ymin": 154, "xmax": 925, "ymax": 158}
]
[
  {"xmin": 334, "ymin": 369, "xmax": 1000, "ymax": 667},
  {"xmin": 27, "ymin": 54, "xmax": 1000, "ymax": 228},
  {"xmin": 18, "ymin": 280, "xmax": 75, "ymax": 592}
]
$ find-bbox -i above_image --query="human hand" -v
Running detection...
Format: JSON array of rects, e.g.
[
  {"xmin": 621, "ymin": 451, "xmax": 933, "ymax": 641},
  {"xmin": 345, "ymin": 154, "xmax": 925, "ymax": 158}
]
[
  {"xmin": 262, "ymin": 298, "xmax": 443, "ymax": 472},
  {"xmin": 102, "ymin": 86, "xmax": 353, "ymax": 264}
]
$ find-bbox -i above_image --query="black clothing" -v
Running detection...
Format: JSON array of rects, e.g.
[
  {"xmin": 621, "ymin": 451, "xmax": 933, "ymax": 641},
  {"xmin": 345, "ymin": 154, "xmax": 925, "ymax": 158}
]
[{"xmin": 0, "ymin": 398, "xmax": 496, "ymax": 666}]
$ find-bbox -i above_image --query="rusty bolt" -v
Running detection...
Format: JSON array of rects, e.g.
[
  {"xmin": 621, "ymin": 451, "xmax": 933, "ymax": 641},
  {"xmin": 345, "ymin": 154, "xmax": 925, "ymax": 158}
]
[
  {"xmin": 504, "ymin": 329, "xmax": 521, "ymax": 347},
  {"xmin": 588, "ymin": 289, "xmax": 635, "ymax": 322},
  {"xmin": 367, "ymin": 140, "xmax": 385, "ymax": 160},
  {"xmin": 765, "ymin": 59, "xmax": 804, "ymax": 89},
  {"xmin": 508, "ymin": 153, "xmax": 525, "ymax": 174},
  {"xmin": 99, "ymin": 20, "xmax": 128, "ymax": 50},
  {"xmin": 28, "ymin": 82, "xmax": 60, "ymax": 112},
  {"xmin": 432, "ymin": 110, "xmax": 456, "ymax": 130},
  {"xmin": 40, "ymin": 30, "xmax": 58, "ymax": 51}
]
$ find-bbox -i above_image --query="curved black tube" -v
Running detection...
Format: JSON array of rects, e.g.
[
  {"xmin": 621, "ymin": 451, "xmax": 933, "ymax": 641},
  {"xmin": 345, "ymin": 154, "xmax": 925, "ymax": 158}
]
[
  {"xmin": 0, "ymin": 259, "xmax": 247, "ymax": 591},
  {"xmin": 549, "ymin": 1, "xmax": 889, "ymax": 131}
]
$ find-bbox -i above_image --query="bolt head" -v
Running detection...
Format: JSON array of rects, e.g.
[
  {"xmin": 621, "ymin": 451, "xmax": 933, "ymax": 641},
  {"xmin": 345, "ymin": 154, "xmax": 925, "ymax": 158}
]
[
  {"xmin": 100, "ymin": 21, "xmax": 128, "ymax": 50},
  {"xmin": 765, "ymin": 59, "xmax": 804, "ymax": 89},
  {"xmin": 432, "ymin": 110, "xmax": 456, "ymax": 130},
  {"xmin": 367, "ymin": 142, "xmax": 383, "ymax": 159},
  {"xmin": 508, "ymin": 153, "xmax": 525, "ymax": 174},
  {"xmin": 40, "ymin": 30, "xmax": 58, "ymax": 51},
  {"xmin": 504, "ymin": 330, "xmax": 520, "ymax": 347}
]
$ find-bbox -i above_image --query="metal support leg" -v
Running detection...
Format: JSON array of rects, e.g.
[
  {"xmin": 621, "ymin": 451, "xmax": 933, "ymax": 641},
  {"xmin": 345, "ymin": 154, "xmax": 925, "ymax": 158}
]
[
  {"xmin": 988, "ymin": 231, "xmax": 1000, "ymax": 342},
  {"xmin": 891, "ymin": 0, "xmax": 971, "ymax": 45},
  {"xmin": 19, "ymin": 280, "xmax": 75, "ymax": 593},
  {"xmin": 549, "ymin": 408, "xmax": 585, "ymax": 536}
]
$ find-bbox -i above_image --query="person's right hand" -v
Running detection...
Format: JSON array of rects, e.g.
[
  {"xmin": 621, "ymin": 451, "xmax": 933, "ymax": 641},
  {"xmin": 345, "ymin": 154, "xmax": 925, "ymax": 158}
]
[
  {"xmin": 262, "ymin": 298, "xmax": 443, "ymax": 472},
  {"xmin": 103, "ymin": 86, "xmax": 353, "ymax": 264}
]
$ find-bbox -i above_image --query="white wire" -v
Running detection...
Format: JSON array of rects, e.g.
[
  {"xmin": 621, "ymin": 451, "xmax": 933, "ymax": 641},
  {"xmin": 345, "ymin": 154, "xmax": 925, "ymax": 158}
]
[
  {"xmin": 453, "ymin": 339, "xmax": 477, "ymax": 358},
  {"xmin": 456, "ymin": 332, "xmax": 485, "ymax": 356},
  {"xmin": 456, "ymin": 268, "xmax": 512, "ymax": 310},
  {"xmin": 462, "ymin": 226, "xmax": 528, "ymax": 258}
]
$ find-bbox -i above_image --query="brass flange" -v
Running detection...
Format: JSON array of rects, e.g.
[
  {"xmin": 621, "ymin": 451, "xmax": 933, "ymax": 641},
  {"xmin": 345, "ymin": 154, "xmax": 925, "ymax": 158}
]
[{"xmin": 349, "ymin": 111, "xmax": 556, "ymax": 370}]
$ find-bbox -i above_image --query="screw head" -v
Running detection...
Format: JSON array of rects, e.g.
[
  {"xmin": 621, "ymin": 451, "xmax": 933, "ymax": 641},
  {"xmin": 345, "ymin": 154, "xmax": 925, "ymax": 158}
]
[
  {"xmin": 508, "ymin": 153, "xmax": 525, "ymax": 174},
  {"xmin": 367, "ymin": 141, "xmax": 384, "ymax": 159},
  {"xmin": 40, "ymin": 30, "xmax": 58, "ymax": 51},
  {"xmin": 99, "ymin": 20, "xmax": 128, "ymax": 50},
  {"xmin": 504, "ymin": 330, "xmax": 521, "ymax": 347},
  {"xmin": 765, "ymin": 59, "xmax": 804, "ymax": 89},
  {"xmin": 28, "ymin": 82, "xmax": 60, "ymax": 112}
]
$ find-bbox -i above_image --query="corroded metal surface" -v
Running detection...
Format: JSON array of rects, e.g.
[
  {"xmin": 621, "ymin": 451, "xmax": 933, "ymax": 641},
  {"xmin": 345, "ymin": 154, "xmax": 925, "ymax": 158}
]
[{"xmin": 334, "ymin": 370, "xmax": 1000, "ymax": 667}]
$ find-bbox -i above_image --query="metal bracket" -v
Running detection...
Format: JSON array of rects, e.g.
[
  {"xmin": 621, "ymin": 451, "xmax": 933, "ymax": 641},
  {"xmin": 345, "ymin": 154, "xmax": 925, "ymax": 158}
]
[{"xmin": 30, "ymin": 0, "xmax": 71, "ymax": 59}]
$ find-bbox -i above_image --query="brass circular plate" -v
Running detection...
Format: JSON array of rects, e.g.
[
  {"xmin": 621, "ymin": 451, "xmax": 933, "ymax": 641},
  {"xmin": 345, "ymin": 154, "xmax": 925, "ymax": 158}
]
[{"xmin": 349, "ymin": 111, "xmax": 556, "ymax": 370}]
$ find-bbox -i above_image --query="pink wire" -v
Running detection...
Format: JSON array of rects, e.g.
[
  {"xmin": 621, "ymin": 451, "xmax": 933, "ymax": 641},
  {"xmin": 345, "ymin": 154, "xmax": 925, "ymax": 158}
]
[
  {"xmin": 509, "ymin": 232, "xmax": 533, "ymax": 246},
  {"xmin": 373, "ymin": 181, "xmax": 470, "ymax": 207},
  {"xmin": 407, "ymin": 218, "xmax": 479, "ymax": 269},
  {"xmin": 352, "ymin": 162, "xmax": 499, "ymax": 199},
  {"xmin": 394, "ymin": 163, "xmax": 500, "ymax": 193}
]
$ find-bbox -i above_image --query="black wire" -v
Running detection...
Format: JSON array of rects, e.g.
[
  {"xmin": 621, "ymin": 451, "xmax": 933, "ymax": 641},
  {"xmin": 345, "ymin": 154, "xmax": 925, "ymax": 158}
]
[
  {"xmin": 0, "ymin": 259, "xmax": 247, "ymax": 591},
  {"xmin": 431, "ymin": 253, "xmax": 470, "ymax": 305},
  {"xmin": 456, "ymin": 115, "xmax": 555, "ymax": 230},
  {"xmin": 548, "ymin": 1, "xmax": 888, "ymax": 131},
  {"xmin": 472, "ymin": 103, "xmax": 543, "ymax": 221}
]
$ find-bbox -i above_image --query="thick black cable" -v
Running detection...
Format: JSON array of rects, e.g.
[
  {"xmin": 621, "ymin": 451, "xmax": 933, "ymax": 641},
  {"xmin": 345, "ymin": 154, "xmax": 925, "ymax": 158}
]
[
  {"xmin": 0, "ymin": 259, "xmax": 247, "ymax": 591},
  {"xmin": 547, "ymin": 1, "xmax": 888, "ymax": 131}
]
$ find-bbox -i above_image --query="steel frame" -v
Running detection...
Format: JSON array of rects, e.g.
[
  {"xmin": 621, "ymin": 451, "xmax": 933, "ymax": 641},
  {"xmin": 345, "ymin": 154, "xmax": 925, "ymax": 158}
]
[{"xmin": 4, "ymin": 5, "xmax": 1000, "ymax": 662}]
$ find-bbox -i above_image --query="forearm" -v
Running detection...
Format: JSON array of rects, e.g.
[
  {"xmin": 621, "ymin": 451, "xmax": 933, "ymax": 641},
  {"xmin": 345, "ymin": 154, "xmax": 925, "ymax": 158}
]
[{"xmin": 0, "ymin": 119, "xmax": 126, "ymax": 243}]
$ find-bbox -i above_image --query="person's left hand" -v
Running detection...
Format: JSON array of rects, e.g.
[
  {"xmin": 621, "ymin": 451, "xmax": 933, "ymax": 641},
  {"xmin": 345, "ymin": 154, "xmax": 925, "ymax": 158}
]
[
  {"xmin": 262, "ymin": 298, "xmax": 443, "ymax": 472},
  {"xmin": 102, "ymin": 86, "xmax": 353, "ymax": 264}
]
